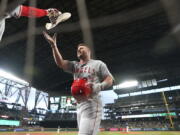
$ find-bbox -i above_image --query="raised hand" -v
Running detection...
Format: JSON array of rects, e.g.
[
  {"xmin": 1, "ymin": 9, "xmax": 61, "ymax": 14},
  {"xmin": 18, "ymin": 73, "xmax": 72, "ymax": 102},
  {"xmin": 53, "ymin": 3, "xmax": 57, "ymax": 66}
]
[{"xmin": 43, "ymin": 31, "xmax": 57, "ymax": 48}]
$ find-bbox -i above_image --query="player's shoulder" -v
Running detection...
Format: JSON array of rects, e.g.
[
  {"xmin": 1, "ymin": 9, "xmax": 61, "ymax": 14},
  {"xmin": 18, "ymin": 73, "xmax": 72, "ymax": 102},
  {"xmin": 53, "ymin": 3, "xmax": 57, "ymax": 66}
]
[
  {"xmin": 90, "ymin": 59, "xmax": 106, "ymax": 65},
  {"xmin": 70, "ymin": 60, "xmax": 79, "ymax": 65}
]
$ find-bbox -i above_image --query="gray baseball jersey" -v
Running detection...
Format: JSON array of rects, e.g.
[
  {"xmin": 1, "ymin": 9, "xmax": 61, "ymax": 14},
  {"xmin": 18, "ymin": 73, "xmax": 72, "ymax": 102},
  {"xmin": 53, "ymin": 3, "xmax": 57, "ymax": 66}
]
[
  {"xmin": 65, "ymin": 59, "xmax": 112, "ymax": 83},
  {"xmin": 64, "ymin": 59, "xmax": 113, "ymax": 135}
]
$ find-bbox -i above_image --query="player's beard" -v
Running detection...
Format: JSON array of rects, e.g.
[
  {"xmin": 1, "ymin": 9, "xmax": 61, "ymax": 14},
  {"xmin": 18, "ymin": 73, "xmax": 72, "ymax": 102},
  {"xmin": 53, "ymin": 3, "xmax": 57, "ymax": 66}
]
[
  {"xmin": 77, "ymin": 52, "xmax": 87, "ymax": 60},
  {"xmin": 77, "ymin": 54, "xmax": 84, "ymax": 60}
]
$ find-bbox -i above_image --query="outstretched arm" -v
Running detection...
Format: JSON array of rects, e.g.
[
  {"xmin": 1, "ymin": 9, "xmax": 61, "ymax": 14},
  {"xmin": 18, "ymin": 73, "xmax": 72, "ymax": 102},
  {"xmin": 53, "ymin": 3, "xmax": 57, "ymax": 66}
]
[
  {"xmin": 10, "ymin": 5, "xmax": 48, "ymax": 18},
  {"xmin": 43, "ymin": 31, "xmax": 70, "ymax": 70}
]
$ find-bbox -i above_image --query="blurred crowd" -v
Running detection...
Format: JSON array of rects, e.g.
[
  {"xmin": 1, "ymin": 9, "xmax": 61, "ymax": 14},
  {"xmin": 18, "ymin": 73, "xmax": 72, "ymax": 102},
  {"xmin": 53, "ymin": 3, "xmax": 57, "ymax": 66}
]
[
  {"xmin": 45, "ymin": 112, "xmax": 77, "ymax": 121},
  {"xmin": 0, "ymin": 103, "xmax": 30, "ymax": 120},
  {"xmin": 101, "ymin": 120, "xmax": 171, "ymax": 129}
]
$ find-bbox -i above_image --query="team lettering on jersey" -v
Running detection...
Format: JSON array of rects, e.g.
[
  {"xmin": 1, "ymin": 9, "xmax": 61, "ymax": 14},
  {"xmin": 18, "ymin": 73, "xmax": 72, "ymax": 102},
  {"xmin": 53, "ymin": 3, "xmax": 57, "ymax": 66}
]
[
  {"xmin": 75, "ymin": 66, "xmax": 95, "ymax": 74},
  {"xmin": 74, "ymin": 65, "xmax": 96, "ymax": 81}
]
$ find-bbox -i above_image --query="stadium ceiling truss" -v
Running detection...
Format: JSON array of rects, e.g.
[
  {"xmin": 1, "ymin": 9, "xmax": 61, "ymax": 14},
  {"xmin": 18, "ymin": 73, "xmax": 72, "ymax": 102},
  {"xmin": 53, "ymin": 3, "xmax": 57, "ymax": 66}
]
[{"xmin": 0, "ymin": 76, "xmax": 48, "ymax": 110}]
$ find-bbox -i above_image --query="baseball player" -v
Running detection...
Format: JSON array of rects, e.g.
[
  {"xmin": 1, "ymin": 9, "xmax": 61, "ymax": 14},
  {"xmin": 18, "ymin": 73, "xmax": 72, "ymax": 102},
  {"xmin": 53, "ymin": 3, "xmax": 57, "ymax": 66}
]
[
  {"xmin": 0, "ymin": 5, "xmax": 71, "ymax": 42},
  {"xmin": 43, "ymin": 32, "xmax": 114, "ymax": 135}
]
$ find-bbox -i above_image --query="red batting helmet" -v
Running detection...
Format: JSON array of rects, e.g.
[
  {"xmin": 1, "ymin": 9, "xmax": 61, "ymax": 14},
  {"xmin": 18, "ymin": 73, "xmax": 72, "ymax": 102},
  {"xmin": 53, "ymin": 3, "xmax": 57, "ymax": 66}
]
[{"xmin": 71, "ymin": 78, "xmax": 92, "ymax": 100}]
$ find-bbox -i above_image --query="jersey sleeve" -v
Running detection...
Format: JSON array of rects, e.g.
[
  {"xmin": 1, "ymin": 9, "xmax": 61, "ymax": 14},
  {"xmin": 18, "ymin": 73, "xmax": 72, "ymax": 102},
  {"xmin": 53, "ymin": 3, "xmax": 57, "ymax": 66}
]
[
  {"xmin": 63, "ymin": 61, "xmax": 76, "ymax": 74},
  {"xmin": 99, "ymin": 61, "xmax": 114, "ymax": 81}
]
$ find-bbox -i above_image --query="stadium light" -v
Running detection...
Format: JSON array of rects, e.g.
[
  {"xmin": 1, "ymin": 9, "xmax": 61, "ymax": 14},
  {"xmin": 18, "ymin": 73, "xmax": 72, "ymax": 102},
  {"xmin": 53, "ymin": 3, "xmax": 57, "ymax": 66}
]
[
  {"xmin": 0, "ymin": 68, "xmax": 28, "ymax": 85},
  {"xmin": 113, "ymin": 80, "xmax": 138, "ymax": 89}
]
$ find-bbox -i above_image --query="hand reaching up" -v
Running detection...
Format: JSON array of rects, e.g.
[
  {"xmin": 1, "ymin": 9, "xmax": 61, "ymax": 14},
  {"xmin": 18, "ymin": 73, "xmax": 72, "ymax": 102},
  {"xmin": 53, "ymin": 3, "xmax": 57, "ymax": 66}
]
[{"xmin": 43, "ymin": 31, "xmax": 57, "ymax": 48}]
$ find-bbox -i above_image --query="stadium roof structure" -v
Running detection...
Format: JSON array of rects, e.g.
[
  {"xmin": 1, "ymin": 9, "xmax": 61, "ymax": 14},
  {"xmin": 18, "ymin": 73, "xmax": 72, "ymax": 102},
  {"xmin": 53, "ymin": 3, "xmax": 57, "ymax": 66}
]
[
  {"xmin": 104, "ymin": 91, "xmax": 180, "ymax": 112},
  {"xmin": 1, "ymin": 0, "xmax": 180, "ymax": 96}
]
